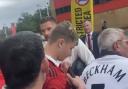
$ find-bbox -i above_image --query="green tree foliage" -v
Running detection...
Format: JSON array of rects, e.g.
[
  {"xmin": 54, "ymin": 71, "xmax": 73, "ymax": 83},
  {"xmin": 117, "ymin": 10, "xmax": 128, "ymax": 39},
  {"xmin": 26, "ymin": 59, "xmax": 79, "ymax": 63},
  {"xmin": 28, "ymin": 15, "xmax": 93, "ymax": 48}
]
[{"xmin": 16, "ymin": 9, "xmax": 47, "ymax": 33}]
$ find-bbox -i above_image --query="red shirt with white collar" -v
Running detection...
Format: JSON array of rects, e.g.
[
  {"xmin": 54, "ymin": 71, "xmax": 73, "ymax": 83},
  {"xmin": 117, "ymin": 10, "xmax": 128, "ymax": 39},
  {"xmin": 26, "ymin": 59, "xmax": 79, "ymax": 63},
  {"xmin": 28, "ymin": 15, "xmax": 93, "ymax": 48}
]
[{"xmin": 43, "ymin": 55, "xmax": 71, "ymax": 89}]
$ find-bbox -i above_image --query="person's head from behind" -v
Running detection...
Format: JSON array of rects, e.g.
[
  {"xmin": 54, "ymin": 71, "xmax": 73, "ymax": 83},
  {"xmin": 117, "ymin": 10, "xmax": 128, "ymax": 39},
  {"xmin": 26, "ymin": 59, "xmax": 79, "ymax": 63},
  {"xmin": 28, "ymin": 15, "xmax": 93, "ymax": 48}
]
[
  {"xmin": 48, "ymin": 21, "xmax": 78, "ymax": 61},
  {"xmin": 0, "ymin": 31, "xmax": 48, "ymax": 89},
  {"xmin": 98, "ymin": 28, "xmax": 128, "ymax": 57},
  {"xmin": 83, "ymin": 20, "xmax": 92, "ymax": 34},
  {"xmin": 40, "ymin": 16, "xmax": 57, "ymax": 41}
]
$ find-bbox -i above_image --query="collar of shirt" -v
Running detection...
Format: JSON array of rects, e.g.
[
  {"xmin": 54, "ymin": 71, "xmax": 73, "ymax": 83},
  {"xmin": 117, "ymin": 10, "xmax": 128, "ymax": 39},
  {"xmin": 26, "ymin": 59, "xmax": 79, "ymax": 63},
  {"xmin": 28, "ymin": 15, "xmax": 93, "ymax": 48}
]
[
  {"xmin": 2, "ymin": 85, "xmax": 6, "ymax": 89},
  {"xmin": 97, "ymin": 55, "xmax": 128, "ymax": 61},
  {"xmin": 42, "ymin": 41, "xmax": 47, "ymax": 47},
  {"xmin": 86, "ymin": 32, "xmax": 93, "ymax": 37},
  {"xmin": 45, "ymin": 54, "xmax": 62, "ymax": 67}
]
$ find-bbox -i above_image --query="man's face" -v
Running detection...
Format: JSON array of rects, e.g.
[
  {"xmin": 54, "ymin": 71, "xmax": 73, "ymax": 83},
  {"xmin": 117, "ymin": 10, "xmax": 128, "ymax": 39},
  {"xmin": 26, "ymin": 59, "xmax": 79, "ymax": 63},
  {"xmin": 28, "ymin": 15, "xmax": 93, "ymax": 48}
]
[
  {"xmin": 58, "ymin": 40, "xmax": 75, "ymax": 61},
  {"xmin": 40, "ymin": 21, "xmax": 56, "ymax": 41},
  {"xmin": 116, "ymin": 33, "xmax": 128, "ymax": 57},
  {"xmin": 84, "ymin": 21, "xmax": 92, "ymax": 34}
]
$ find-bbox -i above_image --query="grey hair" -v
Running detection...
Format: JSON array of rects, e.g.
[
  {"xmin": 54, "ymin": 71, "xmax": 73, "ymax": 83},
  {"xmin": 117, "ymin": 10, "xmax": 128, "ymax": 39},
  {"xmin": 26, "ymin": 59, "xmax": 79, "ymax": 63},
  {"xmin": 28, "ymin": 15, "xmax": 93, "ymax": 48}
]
[{"xmin": 98, "ymin": 28, "xmax": 124, "ymax": 52}]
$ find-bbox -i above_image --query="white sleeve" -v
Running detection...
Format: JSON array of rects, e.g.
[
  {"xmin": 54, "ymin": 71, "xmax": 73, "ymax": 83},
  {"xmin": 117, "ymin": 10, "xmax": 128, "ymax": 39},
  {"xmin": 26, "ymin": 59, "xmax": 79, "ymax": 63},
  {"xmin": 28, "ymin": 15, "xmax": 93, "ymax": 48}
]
[
  {"xmin": 77, "ymin": 39, "xmax": 95, "ymax": 64},
  {"xmin": 63, "ymin": 39, "xmax": 95, "ymax": 65}
]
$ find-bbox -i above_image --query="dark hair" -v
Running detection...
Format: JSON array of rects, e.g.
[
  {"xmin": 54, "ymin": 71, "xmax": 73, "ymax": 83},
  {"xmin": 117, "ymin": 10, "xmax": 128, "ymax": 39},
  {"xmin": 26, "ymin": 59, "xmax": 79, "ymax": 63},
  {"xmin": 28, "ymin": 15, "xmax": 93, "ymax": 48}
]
[
  {"xmin": 0, "ymin": 31, "xmax": 45, "ymax": 89},
  {"xmin": 40, "ymin": 16, "xmax": 57, "ymax": 24},
  {"xmin": 49, "ymin": 21, "xmax": 78, "ymax": 45}
]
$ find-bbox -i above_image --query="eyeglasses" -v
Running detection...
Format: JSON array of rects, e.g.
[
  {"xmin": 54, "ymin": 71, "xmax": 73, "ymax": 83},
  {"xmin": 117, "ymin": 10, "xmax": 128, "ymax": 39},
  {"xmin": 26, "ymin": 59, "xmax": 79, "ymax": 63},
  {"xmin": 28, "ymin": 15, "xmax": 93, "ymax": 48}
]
[
  {"xmin": 122, "ymin": 40, "xmax": 128, "ymax": 44},
  {"xmin": 118, "ymin": 39, "xmax": 128, "ymax": 44}
]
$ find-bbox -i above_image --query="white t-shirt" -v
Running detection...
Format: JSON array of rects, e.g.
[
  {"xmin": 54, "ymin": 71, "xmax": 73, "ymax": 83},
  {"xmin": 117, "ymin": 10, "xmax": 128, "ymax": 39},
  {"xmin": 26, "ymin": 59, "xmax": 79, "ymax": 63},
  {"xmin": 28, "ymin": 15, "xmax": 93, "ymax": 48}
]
[
  {"xmin": 63, "ymin": 39, "xmax": 95, "ymax": 65},
  {"xmin": 80, "ymin": 55, "xmax": 128, "ymax": 89}
]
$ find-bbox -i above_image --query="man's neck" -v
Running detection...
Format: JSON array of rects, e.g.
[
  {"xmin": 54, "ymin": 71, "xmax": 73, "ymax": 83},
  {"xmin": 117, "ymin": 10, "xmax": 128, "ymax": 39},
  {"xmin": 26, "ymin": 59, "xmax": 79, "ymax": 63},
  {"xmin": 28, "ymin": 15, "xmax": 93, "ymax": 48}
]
[
  {"xmin": 86, "ymin": 31, "xmax": 93, "ymax": 35},
  {"xmin": 45, "ymin": 43, "xmax": 59, "ymax": 61}
]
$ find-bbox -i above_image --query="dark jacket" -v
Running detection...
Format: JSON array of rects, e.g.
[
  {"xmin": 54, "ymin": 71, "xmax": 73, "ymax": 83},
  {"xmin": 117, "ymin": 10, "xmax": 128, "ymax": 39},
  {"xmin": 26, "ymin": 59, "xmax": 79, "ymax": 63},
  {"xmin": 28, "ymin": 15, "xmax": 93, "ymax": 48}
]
[{"xmin": 81, "ymin": 32, "xmax": 100, "ymax": 58}]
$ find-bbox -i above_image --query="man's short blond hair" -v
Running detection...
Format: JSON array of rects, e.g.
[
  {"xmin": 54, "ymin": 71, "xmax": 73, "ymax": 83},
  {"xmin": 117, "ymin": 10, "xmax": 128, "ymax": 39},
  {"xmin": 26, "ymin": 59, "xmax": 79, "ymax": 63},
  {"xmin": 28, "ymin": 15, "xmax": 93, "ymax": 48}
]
[{"xmin": 48, "ymin": 21, "xmax": 78, "ymax": 45}]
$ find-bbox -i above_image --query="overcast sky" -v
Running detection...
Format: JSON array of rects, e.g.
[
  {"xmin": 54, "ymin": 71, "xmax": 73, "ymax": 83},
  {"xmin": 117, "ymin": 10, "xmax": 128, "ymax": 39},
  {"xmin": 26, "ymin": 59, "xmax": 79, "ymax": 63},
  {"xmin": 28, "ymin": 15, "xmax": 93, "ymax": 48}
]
[{"xmin": 0, "ymin": 0, "xmax": 49, "ymax": 28}]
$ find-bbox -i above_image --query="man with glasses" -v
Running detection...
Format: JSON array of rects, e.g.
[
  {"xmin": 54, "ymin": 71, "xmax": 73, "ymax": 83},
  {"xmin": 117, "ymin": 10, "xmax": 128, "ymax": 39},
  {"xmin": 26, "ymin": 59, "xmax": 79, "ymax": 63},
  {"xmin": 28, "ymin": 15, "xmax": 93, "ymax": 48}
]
[{"xmin": 81, "ymin": 28, "xmax": 128, "ymax": 89}]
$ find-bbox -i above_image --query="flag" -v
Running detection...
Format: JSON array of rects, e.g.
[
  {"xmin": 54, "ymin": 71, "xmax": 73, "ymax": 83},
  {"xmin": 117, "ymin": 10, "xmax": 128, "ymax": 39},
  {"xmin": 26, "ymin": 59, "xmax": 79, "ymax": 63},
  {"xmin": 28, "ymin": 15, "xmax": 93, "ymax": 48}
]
[
  {"xmin": 71, "ymin": 0, "xmax": 94, "ymax": 37},
  {"xmin": 10, "ymin": 23, "xmax": 16, "ymax": 36}
]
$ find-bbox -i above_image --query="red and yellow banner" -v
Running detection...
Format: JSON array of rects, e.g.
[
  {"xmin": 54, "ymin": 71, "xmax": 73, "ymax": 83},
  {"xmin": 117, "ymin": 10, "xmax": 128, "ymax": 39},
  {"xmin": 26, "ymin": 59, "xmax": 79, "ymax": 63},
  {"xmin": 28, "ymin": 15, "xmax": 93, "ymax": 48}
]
[{"xmin": 71, "ymin": 0, "xmax": 94, "ymax": 37}]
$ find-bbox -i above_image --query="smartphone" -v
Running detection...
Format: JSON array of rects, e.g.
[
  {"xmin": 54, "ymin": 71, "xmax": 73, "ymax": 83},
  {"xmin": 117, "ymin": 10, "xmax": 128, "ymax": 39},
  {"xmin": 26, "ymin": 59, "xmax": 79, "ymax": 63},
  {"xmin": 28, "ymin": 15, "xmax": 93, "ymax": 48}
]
[{"xmin": 67, "ymin": 67, "xmax": 75, "ymax": 78}]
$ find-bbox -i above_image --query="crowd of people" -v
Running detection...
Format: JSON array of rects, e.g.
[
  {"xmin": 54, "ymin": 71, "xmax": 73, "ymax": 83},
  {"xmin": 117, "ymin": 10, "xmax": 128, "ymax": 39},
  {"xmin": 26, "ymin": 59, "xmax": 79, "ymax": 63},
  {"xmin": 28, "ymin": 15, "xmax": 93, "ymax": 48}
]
[{"xmin": 0, "ymin": 16, "xmax": 128, "ymax": 89}]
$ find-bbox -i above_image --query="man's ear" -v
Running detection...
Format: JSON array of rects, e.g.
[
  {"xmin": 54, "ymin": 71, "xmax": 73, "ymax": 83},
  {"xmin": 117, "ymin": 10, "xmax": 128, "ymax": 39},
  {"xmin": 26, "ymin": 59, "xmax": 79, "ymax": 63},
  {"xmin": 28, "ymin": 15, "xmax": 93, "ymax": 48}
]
[
  {"xmin": 57, "ymin": 38, "xmax": 65, "ymax": 48},
  {"xmin": 41, "ymin": 58, "xmax": 49, "ymax": 73},
  {"xmin": 113, "ymin": 41, "xmax": 120, "ymax": 52}
]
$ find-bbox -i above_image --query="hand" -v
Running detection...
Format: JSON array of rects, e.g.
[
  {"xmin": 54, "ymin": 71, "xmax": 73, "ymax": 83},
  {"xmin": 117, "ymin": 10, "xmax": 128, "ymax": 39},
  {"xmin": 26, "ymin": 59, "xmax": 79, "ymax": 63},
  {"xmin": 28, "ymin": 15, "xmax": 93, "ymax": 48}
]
[
  {"xmin": 67, "ymin": 73, "xmax": 86, "ymax": 89},
  {"xmin": 60, "ymin": 61, "xmax": 71, "ymax": 73}
]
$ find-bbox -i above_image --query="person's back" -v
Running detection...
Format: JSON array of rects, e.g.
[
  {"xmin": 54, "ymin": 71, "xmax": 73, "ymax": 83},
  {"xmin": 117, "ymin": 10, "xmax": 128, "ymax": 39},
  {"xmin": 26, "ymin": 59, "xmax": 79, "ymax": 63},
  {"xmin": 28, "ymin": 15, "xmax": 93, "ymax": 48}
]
[
  {"xmin": 81, "ymin": 28, "xmax": 128, "ymax": 89},
  {"xmin": 0, "ymin": 31, "xmax": 48, "ymax": 89},
  {"xmin": 81, "ymin": 55, "xmax": 128, "ymax": 89}
]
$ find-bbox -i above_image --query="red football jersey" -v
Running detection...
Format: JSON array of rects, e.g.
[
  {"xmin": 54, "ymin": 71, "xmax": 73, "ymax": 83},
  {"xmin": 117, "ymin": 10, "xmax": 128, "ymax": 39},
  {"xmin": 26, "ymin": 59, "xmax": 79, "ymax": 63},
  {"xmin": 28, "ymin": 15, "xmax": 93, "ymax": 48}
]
[
  {"xmin": 43, "ymin": 60, "xmax": 71, "ymax": 89},
  {"xmin": 0, "ymin": 71, "xmax": 5, "ymax": 89}
]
